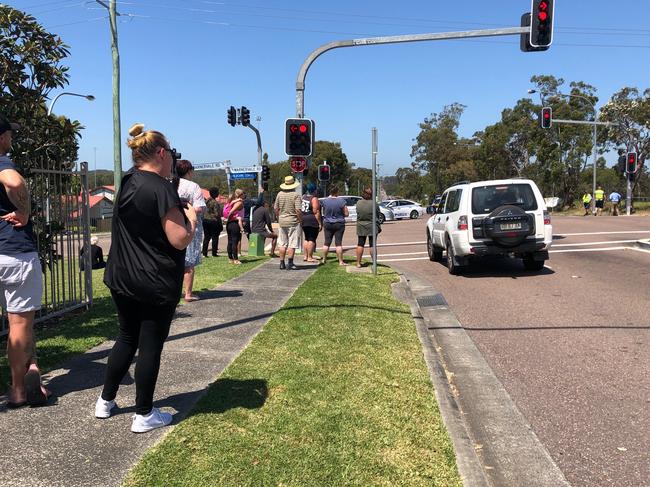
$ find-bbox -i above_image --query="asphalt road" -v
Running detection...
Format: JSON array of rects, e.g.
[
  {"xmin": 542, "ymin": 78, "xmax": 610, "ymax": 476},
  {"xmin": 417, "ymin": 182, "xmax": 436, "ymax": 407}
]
[{"xmin": 365, "ymin": 215, "xmax": 650, "ymax": 487}]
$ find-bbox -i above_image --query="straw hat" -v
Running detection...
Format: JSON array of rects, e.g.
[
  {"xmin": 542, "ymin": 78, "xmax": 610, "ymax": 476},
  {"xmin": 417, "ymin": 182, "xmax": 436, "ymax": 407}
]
[{"xmin": 280, "ymin": 175, "xmax": 300, "ymax": 190}]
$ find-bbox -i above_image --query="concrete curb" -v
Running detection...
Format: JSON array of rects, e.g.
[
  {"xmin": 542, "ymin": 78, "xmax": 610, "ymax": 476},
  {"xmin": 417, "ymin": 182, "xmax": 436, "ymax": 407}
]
[{"xmin": 396, "ymin": 270, "xmax": 570, "ymax": 487}]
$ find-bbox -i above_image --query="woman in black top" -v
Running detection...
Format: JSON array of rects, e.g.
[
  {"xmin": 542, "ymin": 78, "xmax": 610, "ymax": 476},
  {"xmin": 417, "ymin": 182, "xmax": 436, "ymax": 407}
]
[
  {"xmin": 301, "ymin": 182, "xmax": 321, "ymax": 262},
  {"xmin": 97, "ymin": 123, "xmax": 197, "ymax": 433}
]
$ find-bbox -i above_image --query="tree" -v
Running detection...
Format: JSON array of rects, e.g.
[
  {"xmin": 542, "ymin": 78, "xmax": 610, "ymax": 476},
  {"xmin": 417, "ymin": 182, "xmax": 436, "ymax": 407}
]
[
  {"xmin": 305, "ymin": 140, "xmax": 352, "ymax": 190},
  {"xmin": 600, "ymin": 87, "xmax": 650, "ymax": 193},
  {"xmin": 410, "ymin": 103, "xmax": 466, "ymax": 193},
  {"xmin": 0, "ymin": 6, "xmax": 81, "ymax": 172}
]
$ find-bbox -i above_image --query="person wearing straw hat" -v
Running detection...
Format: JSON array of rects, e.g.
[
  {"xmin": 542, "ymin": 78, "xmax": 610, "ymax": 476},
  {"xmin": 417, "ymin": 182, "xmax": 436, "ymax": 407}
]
[{"xmin": 274, "ymin": 175, "xmax": 302, "ymax": 270}]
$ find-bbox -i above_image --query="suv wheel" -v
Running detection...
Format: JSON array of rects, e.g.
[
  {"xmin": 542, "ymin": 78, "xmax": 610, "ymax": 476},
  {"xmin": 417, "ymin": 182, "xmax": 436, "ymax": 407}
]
[
  {"xmin": 378, "ymin": 213, "xmax": 385, "ymax": 224},
  {"xmin": 446, "ymin": 239, "xmax": 460, "ymax": 275},
  {"xmin": 410, "ymin": 210, "xmax": 419, "ymax": 219},
  {"xmin": 523, "ymin": 253, "xmax": 545, "ymax": 271},
  {"xmin": 427, "ymin": 233, "xmax": 443, "ymax": 262}
]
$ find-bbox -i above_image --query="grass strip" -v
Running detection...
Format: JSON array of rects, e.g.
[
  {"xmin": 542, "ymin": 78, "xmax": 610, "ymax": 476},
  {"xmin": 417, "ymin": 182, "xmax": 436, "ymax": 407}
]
[
  {"xmin": 0, "ymin": 255, "xmax": 267, "ymax": 394},
  {"xmin": 124, "ymin": 263, "xmax": 462, "ymax": 487}
]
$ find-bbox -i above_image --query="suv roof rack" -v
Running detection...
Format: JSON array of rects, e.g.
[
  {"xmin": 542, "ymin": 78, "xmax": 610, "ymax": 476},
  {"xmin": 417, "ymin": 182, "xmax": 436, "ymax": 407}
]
[{"xmin": 450, "ymin": 180, "xmax": 471, "ymax": 187}]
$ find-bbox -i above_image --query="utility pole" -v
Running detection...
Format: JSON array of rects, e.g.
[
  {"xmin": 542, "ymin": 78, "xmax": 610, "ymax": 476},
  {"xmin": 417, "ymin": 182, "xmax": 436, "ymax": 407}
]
[
  {"xmin": 371, "ymin": 128, "xmax": 378, "ymax": 276},
  {"xmin": 96, "ymin": 0, "xmax": 122, "ymax": 192},
  {"xmin": 93, "ymin": 147, "xmax": 97, "ymax": 188}
]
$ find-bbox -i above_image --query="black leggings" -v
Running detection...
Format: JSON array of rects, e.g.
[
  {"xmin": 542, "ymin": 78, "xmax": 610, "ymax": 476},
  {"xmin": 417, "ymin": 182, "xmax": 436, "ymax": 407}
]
[
  {"xmin": 202, "ymin": 219, "xmax": 222, "ymax": 256},
  {"xmin": 323, "ymin": 222, "xmax": 345, "ymax": 246},
  {"xmin": 101, "ymin": 292, "xmax": 177, "ymax": 415},
  {"xmin": 226, "ymin": 220, "xmax": 242, "ymax": 260},
  {"xmin": 357, "ymin": 235, "xmax": 374, "ymax": 248}
]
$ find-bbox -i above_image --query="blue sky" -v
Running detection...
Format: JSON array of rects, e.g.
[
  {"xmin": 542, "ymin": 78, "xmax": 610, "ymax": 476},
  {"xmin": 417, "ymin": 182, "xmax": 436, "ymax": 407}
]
[{"xmin": 12, "ymin": 0, "xmax": 650, "ymax": 176}]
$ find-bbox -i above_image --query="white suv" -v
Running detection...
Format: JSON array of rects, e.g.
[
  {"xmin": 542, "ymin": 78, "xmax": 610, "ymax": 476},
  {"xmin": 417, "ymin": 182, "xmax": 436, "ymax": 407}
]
[{"xmin": 425, "ymin": 179, "xmax": 552, "ymax": 274}]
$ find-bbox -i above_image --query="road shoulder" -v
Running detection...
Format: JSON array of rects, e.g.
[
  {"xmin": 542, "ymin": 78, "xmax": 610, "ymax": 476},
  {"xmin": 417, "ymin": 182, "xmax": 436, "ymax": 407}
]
[{"xmin": 395, "ymin": 270, "xmax": 570, "ymax": 487}]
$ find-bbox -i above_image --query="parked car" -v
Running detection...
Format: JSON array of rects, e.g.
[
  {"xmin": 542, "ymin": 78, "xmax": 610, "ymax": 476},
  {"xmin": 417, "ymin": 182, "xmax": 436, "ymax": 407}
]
[
  {"xmin": 380, "ymin": 199, "xmax": 425, "ymax": 219},
  {"xmin": 425, "ymin": 179, "xmax": 552, "ymax": 274},
  {"xmin": 320, "ymin": 196, "xmax": 395, "ymax": 224}
]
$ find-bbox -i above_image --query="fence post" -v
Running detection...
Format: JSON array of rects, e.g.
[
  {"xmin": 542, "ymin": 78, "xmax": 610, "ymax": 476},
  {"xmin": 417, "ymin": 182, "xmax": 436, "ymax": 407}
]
[{"xmin": 80, "ymin": 162, "xmax": 93, "ymax": 306}]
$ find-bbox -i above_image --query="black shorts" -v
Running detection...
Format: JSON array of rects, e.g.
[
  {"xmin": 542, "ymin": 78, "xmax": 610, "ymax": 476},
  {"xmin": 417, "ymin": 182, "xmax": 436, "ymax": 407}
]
[
  {"xmin": 303, "ymin": 226, "xmax": 319, "ymax": 242},
  {"xmin": 357, "ymin": 235, "xmax": 374, "ymax": 248},
  {"xmin": 595, "ymin": 200, "xmax": 604, "ymax": 209},
  {"xmin": 323, "ymin": 222, "xmax": 345, "ymax": 247}
]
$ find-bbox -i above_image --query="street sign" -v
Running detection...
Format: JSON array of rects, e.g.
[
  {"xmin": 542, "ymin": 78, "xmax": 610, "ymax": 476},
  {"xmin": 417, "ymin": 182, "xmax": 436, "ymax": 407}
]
[
  {"xmin": 290, "ymin": 156, "xmax": 307, "ymax": 173},
  {"xmin": 229, "ymin": 172, "xmax": 257, "ymax": 180}
]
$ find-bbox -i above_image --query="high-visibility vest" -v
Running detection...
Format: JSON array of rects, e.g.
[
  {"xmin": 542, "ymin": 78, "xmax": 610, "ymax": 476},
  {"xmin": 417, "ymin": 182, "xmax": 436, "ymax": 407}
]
[
  {"xmin": 594, "ymin": 189, "xmax": 605, "ymax": 201},
  {"xmin": 582, "ymin": 194, "xmax": 592, "ymax": 203}
]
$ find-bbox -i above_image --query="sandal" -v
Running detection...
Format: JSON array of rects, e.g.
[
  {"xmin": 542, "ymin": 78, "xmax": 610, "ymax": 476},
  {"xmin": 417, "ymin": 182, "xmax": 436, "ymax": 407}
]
[
  {"xmin": 24, "ymin": 367, "xmax": 51, "ymax": 407},
  {"xmin": 184, "ymin": 295, "xmax": 200, "ymax": 302}
]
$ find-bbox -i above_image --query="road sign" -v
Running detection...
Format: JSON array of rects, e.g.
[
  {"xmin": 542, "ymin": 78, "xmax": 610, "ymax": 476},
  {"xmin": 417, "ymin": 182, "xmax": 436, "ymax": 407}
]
[
  {"xmin": 229, "ymin": 172, "xmax": 257, "ymax": 180},
  {"xmin": 290, "ymin": 157, "xmax": 307, "ymax": 173}
]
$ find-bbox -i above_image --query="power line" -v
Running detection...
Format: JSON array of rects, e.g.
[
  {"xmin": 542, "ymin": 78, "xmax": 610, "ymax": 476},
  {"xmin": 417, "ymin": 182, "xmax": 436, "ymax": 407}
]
[
  {"xmin": 113, "ymin": 0, "xmax": 650, "ymax": 37},
  {"xmin": 110, "ymin": 12, "xmax": 650, "ymax": 49},
  {"xmin": 48, "ymin": 15, "xmax": 106, "ymax": 28}
]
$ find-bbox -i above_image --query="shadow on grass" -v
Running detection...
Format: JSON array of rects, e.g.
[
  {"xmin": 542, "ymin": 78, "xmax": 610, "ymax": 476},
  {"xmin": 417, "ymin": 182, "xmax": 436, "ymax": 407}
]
[
  {"xmin": 0, "ymin": 296, "xmax": 118, "ymax": 395},
  {"xmin": 190, "ymin": 378, "xmax": 268, "ymax": 415}
]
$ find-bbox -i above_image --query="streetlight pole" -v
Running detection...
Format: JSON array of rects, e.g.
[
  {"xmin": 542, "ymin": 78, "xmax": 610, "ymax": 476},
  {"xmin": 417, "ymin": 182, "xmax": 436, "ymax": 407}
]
[
  {"xmin": 47, "ymin": 92, "xmax": 95, "ymax": 116},
  {"xmin": 528, "ymin": 89, "xmax": 598, "ymax": 210}
]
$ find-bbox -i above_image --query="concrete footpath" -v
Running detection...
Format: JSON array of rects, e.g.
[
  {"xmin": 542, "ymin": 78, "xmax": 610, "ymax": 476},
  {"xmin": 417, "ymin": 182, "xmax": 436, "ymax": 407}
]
[
  {"xmin": 0, "ymin": 260, "xmax": 316, "ymax": 487},
  {"xmin": 394, "ymin": 271, "xmax": 571, "ymax": 487}
]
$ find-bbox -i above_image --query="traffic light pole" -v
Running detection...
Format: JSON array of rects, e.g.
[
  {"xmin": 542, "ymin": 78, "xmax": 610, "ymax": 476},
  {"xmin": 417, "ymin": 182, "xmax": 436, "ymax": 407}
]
[
  {"xmin": 247, "ymin": 123, "xmax": 264, "ymax": 194},
  {"xmin": 294, "ymin": 26, "xmax": 528, "ymax": 118}
]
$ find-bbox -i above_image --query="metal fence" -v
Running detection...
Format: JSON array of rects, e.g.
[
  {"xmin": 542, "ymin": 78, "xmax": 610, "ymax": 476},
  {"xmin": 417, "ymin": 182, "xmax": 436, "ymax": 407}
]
[{"xmin": 1, "ymin": 161, "xmax": 92, "ymax": 336}]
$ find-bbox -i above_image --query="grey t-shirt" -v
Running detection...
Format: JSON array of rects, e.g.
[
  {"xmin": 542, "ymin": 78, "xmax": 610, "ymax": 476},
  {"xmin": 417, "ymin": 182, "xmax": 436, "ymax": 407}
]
[{"xmin": 321, "ymin": 197, "xmax": 346, "ymax": 224}]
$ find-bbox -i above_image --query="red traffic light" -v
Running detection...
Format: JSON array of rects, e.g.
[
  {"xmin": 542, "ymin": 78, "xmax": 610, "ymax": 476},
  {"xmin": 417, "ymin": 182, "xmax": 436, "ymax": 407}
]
[
  {"xmin": 540, "ymin": 107, "xmax": 552, "ymax": 128},
  {"xmin": 289, "ymin": 124, "xmax": 298, "ymax": 133},
  {"xmin": 538, "ymin": 11, "xmax": 548, "ymax": 21},
  {"xmin": 299, "ymin": 124, "xmax": 308, "ymax": 133},
  {"xmin": 626, "ymin": 152, "xmax": 638, "ymax": 174}
]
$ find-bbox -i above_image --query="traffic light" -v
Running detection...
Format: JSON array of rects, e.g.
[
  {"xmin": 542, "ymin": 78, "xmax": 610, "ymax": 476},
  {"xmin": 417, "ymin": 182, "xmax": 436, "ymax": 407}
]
[
  {"xmin": 227, "ymin": 106, "xmax": 237, "ymax": 127},
  {"xmin": 540, "ymin": 107, "xmax": 552, "ymax": 129},
  {"xmin": 285, "ymin": 118, "xmax": 314, "ymax": 157},
  {"xmin": 241, "ymin": 106, "xmax": 250, "ymax": 127},
  {"xmin": 626, "ymin": 152, "xmax": 638, "ymax": 174},
  {"xmin": 318, "ymin": 164, "xmax": 330, "ymax": 182},
  {"xmin": 261, "ymin": 165, "xmax": 270, "ymax": 182},
  {"xmin": 530, "ymin": 0, "xmax": 554, "ymax": 48}
]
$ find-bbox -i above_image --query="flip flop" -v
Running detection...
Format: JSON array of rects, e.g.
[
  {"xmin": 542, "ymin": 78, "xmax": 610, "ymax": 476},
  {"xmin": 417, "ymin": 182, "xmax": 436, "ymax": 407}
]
[
  {"xmin": 24, "ymin": 368, "xmax": 50, "ymax": 407},
  {"xmin": 6, "ymin": 400, "xmax": 28, "ymax": 409}
]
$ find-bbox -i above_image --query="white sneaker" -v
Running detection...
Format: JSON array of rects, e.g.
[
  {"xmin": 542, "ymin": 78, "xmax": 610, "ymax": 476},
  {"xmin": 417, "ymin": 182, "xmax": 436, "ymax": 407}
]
[
  {"xmin": 131, "ymin": 407, "xmax": 173, "ymax": 433},
  {"xmin": 95, "ymin": 397, "xmax": 117, "ymax": 419}
]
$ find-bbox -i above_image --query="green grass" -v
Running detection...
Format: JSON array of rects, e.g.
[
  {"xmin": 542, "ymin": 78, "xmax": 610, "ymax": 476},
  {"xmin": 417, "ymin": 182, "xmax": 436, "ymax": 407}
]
[
  {"xmin": 0, "ymin": 255, "xmax": 267, "ymax": 395},
  {"xmin": 124, "ymin": 263, "xmax": 462, "ymax": 487}
]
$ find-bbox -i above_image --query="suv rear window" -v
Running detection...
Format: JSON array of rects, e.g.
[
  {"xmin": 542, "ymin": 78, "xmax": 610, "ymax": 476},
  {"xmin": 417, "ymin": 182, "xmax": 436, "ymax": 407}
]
[{"xmin": 471, "ymin": 184, "xmax": 538, "ymax": 214}]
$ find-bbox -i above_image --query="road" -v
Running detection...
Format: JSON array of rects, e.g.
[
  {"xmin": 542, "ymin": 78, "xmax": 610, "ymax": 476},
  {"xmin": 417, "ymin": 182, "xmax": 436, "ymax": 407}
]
[{"xmin": 360, "ymin": 215, "xmax": 649, "ymax": 487}]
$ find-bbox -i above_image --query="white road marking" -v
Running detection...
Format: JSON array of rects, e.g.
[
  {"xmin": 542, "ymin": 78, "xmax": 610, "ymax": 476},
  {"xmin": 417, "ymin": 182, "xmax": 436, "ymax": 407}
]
[
  {"xmin": 629, "ymin": 246, "xmax": 650, "ymax": 254},
  {"xmin": 555, "ymin": 230, "xmax": 650, "ymax": 237},
  {"xmin": 377, "ymin": 251, "xmax": 428, "ymax": 257},
  {"xmin": 549, "ymin": 246, "xmax": 627, "ymax": 253},
  {"xmin": 378, "ymin": 256, "xmax": 431, "ymax": 262},
  {"xmin": 551, "ymin": 239, "xmax": 639, "ymax": 247}
]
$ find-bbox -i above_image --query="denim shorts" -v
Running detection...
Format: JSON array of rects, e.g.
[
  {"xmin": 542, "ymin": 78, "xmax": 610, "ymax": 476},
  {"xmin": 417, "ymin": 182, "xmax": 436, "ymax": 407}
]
[{"xmin": 0, "ymin": 252, "xmax": 43, "ymax": 313}]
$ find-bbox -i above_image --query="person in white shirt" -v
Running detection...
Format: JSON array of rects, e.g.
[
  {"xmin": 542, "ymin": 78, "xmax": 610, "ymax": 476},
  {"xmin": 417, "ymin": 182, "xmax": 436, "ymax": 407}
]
[{"xmin": 176, "ymin": 160, "xmax": 206, "ymax": 301}]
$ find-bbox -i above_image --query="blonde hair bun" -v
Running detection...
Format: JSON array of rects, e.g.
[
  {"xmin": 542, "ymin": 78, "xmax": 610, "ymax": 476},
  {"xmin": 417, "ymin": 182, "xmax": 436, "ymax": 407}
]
[{"xmin": 128, "ymin": 123, "xmax": 145, "ymax": 138}]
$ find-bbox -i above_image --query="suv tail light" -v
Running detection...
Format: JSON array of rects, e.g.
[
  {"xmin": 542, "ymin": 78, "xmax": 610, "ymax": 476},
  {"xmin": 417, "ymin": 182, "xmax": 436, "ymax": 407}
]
[
  {"xmin": 458, "ymin": 215, "xmax": 468, "ymax": 230},
  {"xmin": 543, "ymin": 210, "xmax": 551, "ymax": 225}
]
